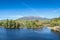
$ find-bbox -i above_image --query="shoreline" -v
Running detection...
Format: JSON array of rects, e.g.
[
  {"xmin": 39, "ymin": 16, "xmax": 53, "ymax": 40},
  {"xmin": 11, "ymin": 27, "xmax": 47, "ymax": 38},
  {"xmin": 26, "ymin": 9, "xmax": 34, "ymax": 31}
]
[{"xmin": 48, "ymin": 26, "xmax": 60, "ymax": 32}]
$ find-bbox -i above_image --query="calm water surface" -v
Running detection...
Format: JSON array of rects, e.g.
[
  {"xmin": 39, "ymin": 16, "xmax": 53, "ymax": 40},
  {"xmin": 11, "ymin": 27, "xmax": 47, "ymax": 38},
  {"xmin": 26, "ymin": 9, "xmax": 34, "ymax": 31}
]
[{"xmin": 0, "ymin": 27, "xmax": 60, "ymax": 40}]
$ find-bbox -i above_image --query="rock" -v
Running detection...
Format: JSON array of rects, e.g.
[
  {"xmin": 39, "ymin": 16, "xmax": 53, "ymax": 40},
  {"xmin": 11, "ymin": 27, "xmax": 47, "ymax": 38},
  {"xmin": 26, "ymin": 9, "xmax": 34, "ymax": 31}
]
[{"xmin": 51, "ymin": 26, "xmax": 60, "ymax": 32}]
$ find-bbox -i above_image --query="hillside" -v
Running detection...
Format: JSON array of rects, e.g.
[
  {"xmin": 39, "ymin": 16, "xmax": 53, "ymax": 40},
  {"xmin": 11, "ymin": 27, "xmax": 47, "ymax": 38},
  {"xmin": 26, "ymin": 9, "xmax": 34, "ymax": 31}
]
[{"xmin": 17, "ymin": 16, "xmax": 49, "ymax": 20}]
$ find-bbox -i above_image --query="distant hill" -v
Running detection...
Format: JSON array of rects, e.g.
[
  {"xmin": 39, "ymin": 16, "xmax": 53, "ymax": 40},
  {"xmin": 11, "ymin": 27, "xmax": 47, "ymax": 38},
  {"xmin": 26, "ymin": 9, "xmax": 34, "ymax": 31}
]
[
  {"xmin": 17, "ymin": 16, "xmax": 49, "ymax": 20},
  {"xmin": 52, "ymin": 17, "xmax": 60, "ymax": 20}
]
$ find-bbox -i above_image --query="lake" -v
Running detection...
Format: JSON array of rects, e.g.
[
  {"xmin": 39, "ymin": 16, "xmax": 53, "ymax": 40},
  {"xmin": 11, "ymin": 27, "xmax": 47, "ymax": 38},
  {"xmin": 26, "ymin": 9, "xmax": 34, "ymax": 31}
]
[{"xmin": 0, "ymin": 27, "xmax": 60, "ymax": 40}]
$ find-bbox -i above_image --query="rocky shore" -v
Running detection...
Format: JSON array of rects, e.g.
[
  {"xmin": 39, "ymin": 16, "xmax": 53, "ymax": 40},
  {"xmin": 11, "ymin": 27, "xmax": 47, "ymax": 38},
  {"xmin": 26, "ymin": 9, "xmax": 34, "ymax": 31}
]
[{"xmin": 48, "ymin": 26, "xmax": 60, "ymax": 32}]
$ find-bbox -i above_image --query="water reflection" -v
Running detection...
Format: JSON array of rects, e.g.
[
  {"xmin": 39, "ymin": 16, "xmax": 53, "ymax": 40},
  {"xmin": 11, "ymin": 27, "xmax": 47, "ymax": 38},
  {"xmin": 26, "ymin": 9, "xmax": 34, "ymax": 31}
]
[
  {"xmin": 0, "ymin": 28, "xmax": 7, "ymax": 40},
  {"xmin": 0, "ymin": 27, "xmax": 60, "ymax": 40}
]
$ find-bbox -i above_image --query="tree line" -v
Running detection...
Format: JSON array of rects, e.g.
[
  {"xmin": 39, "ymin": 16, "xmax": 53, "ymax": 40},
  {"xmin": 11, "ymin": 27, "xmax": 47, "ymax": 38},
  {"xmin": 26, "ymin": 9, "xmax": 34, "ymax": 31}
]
[
  {"xmin": 1, "ymin": 18, "xmax": 60, "ymax": 29},
  {"xmin": 0, "ymin": 19, "xmax": 44, "ymax": 29},
  {"xmin": 0, "ymin": 19, "xmax": 21, "ymax": 28}
]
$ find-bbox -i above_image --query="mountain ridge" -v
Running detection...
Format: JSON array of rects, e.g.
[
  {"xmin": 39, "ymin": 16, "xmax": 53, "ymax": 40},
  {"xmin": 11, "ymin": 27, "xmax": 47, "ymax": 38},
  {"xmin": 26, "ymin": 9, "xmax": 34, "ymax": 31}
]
[{"xmin": 17, "ymin": 16, "xmax": 49, "ymax": 20}]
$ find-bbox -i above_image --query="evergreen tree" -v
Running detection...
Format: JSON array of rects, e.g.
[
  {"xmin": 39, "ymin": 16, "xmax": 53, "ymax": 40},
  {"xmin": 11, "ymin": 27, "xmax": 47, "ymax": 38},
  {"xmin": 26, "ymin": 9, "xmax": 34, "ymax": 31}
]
[
  {"xmin": 6, "ymin": 19, "xmax": 9, "ymax": 28},
  {"xmin": 9, "ymin": 20, "xmax": 13, "ymax": 28},
  {"xmin": 13, "ymin": 20, "xmax": 16, "ymax": 28}
]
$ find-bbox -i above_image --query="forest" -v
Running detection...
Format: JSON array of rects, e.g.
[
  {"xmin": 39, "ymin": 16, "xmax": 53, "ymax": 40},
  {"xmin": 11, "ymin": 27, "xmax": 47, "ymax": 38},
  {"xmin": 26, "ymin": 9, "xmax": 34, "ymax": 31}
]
[{"xmin": 0, "ymin": 17, "xmax": 60, "ymax": 29}]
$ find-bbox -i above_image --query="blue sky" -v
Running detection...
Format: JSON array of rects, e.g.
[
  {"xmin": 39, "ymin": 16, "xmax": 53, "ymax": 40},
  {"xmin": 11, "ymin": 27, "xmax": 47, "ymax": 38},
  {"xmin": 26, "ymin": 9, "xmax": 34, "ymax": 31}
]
[{"xmin": 0, "ymin": 0, "xmax": 60, "ymax": 19}]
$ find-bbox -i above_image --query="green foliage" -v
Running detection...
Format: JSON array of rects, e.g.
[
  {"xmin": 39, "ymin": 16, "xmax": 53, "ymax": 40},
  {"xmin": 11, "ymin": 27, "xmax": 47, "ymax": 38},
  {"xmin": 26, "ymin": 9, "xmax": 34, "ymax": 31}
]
[
  {"xmin": 35, "ymin": 20, "xmax": 39, "ymax": 22},
  {"xmin": 0, "ymin": 19, "xmax": 21, "ymax": 28},
  {"xmin": 50, "ymin": 17, "xmax": 60, "ymax": 27},
  {"xmin": 0, "ymin": 22, "xmax": 3, "ymax": 26},
  {"xmin": 0, "ymin": 17, "xmax": 59, "ymax": 29}
]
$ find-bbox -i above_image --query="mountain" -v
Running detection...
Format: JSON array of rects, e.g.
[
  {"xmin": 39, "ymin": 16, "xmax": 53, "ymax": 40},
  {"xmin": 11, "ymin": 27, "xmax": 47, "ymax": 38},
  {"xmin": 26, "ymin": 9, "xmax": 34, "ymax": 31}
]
[{"xmin": 17, "ymin": 16, "xmax": 49, "ymax": 20}]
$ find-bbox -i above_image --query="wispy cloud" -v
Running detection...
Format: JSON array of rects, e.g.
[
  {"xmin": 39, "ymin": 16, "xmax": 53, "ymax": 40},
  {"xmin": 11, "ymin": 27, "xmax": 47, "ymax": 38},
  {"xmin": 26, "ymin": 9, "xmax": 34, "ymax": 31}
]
[
  {"xmin": 22, "ymin": 2, "xmax": 40, "ymax": 15},
  {"xmin": 0, "ymin": 15, "xmax": 23, "ymax": 20}
]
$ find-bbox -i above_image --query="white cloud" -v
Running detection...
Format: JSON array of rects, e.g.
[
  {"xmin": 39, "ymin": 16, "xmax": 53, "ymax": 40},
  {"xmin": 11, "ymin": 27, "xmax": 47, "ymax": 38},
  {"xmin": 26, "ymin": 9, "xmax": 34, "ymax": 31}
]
[{"xmin": 0, "ymin": 15, "xmax": 23, "ymax": 20}]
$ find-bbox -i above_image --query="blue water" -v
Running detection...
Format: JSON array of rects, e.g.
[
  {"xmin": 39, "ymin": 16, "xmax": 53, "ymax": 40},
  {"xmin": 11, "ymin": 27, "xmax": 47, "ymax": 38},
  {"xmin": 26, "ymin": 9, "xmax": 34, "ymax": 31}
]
[{"xmin": 0, "ymin": 27, "xmax": 60, "ymax": 40}]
